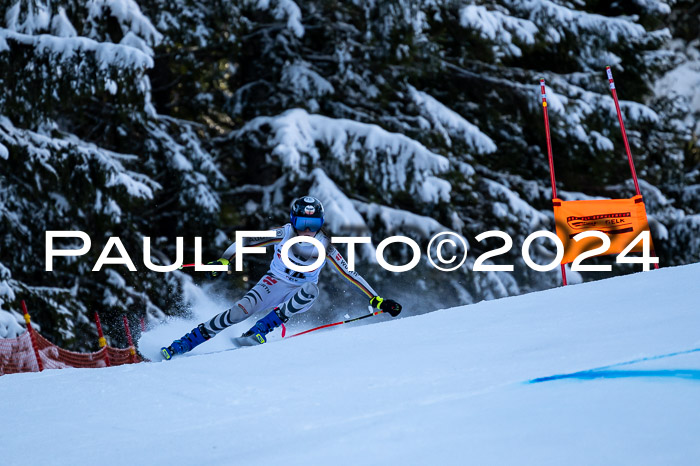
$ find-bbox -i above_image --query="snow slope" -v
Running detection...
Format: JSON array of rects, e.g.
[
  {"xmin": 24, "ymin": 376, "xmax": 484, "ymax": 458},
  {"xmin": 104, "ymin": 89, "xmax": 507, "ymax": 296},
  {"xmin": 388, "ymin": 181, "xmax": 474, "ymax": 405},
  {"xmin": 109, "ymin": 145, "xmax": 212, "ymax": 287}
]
[{"xmin": 2, "ymin": 264, "xmax": 700, "ymax": 465}]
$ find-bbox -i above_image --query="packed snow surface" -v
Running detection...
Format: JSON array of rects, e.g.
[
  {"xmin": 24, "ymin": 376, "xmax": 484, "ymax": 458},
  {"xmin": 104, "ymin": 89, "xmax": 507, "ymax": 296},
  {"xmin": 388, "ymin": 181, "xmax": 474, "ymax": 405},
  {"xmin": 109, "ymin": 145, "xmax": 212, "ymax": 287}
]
[{"xmin": 2, "ymin": 264, "xmax": 700, "ymax": 465}]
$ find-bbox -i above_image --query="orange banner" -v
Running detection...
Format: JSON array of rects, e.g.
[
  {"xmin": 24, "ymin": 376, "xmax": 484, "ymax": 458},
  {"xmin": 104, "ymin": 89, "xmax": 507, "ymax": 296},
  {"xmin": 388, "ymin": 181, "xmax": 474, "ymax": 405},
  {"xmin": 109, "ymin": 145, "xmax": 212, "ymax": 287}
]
[{"xmin": 553, "ymin": 195, "xmax": 654, "ymax": 264}]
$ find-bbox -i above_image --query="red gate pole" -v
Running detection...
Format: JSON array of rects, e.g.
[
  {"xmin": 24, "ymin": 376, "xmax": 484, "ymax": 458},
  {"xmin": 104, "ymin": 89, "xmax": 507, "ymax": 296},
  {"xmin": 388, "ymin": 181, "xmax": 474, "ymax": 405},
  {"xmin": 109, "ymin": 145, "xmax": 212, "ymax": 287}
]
[
  {"xmin": 139, "ymin": 316, "xmax": 146, "ymax": 332},
  {"xmin": 122, "ymin": 315, "xmax": 136, "ymax": 363},
  {"xmin": 21, "ymin": 300, "xmax": 43, "ymax": 372},
  {"xmin": 606, "ymin": 67, "xmax": 659, "ymax": 269},
  {"xmin": 605, "ymin": 66, "xmax": 641, "ymax": 196},
  {"xmin": 540, "ymin": 78, "xmax": 567, "ymax": 285},
  {"xmin": 94, "ymin": 312, "xmax": 111, "ymax": 367}
]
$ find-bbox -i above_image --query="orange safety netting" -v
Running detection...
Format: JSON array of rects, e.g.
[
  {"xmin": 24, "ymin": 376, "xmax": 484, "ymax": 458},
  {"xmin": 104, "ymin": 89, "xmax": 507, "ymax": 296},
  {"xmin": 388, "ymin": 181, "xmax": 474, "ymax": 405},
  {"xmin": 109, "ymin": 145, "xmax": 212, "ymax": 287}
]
[
  {"xmin": 553, "ymin": 195, "xmax": 655, "ymax": 264},
  {"xmin": 1, "ymin": 330, "xmax": 140, "ymax": 376},
  {"xmin": 0, "ymin": 331, "xmax": 40, "ymax": 375}
]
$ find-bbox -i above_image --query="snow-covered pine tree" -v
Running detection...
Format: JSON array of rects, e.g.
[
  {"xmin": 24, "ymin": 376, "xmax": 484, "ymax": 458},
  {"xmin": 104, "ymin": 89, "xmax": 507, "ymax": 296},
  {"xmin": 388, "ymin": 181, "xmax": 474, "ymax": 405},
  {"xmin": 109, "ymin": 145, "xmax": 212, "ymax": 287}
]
[{"xmin": 0, "ymin": 0, "xmax": 223, "ymax": 349}]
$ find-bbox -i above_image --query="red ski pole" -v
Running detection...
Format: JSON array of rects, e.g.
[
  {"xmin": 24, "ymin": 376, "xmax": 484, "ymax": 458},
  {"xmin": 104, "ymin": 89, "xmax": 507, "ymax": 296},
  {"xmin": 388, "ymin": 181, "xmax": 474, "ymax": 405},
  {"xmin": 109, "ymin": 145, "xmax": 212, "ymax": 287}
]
[
  {"xmin": 286, "ymin": 311, "xmax": 385, "ymax": 339},
  {"xmin": 178, "ymin": 263, "xmax": 227, "ymax": 269}
]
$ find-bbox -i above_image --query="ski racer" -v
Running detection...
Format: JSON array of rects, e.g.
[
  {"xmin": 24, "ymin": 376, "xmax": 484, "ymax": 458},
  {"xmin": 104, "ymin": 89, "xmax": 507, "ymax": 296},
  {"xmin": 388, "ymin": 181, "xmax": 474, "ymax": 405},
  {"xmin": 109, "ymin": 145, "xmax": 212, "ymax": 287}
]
[{"xmin": 161, "ymin": 196, "xmax": 402, "ymax": 359}]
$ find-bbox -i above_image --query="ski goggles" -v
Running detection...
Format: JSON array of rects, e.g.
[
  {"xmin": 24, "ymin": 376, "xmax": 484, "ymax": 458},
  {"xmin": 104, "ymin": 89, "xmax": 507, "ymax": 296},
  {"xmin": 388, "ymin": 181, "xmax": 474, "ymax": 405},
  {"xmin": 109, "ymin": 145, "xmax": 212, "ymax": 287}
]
[{"xmin": 291, "ymin": 216, "xmax": 324, "ymax": 232}]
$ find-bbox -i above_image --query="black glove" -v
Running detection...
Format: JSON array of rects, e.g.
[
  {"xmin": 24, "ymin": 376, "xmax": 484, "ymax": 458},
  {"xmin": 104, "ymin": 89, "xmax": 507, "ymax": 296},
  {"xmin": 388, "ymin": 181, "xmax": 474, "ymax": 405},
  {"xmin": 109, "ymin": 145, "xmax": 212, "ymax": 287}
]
[
  {"xmin": 370, "ymin": 296, "xmax": 402, "ymax": 317},
  {"xmin": 207, "ymin": 258, "xmax": 229, "ymax": 279}
]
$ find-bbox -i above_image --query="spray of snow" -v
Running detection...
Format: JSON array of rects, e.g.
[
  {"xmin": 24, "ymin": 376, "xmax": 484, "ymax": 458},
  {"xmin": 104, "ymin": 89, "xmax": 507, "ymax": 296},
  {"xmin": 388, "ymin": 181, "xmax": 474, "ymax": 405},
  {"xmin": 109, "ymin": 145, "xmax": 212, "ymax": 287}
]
[{"xmin": 137, "ymin": 279, "xmax": 252, "ymax": 360}]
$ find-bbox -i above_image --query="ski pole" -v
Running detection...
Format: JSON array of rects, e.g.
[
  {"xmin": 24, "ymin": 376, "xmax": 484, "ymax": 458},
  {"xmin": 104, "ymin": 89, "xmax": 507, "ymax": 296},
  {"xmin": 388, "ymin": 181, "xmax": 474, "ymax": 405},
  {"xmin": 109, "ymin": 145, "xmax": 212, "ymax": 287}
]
[
  {"xmin": 285, "ymin": 310, "xmax": 385, "ymax": 338},
  {"xmin": 178, "ymin": 263, "xmax": 232, "ymax": 275}
]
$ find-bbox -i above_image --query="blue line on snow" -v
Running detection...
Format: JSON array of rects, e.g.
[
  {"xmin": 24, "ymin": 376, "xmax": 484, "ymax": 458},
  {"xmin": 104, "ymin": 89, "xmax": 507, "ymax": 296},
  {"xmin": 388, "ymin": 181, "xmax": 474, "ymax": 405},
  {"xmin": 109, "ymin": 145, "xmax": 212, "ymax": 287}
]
[
  {"xmin": 528, "ymin": 347, "xmax": 700, "ymax": 384},
  {"xmin": 531, "ymin": 369, "xmax": 700, "ymax": 383}
]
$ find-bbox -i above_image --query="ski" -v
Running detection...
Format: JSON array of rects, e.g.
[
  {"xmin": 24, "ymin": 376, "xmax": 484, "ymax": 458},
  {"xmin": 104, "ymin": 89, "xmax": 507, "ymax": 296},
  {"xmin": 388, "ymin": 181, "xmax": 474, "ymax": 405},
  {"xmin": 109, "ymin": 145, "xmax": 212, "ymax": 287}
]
[{"xmin": 231, "ymin": 334, "xmax": 264, "ymax": 347}]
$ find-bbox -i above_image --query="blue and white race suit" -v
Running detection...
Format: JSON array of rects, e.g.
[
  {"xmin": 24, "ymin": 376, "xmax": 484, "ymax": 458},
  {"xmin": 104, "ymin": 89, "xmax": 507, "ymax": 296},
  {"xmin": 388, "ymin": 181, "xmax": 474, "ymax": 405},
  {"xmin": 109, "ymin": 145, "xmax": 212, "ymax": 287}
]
[{"xmin": 202, "ymin": 224, "xmax": 377, "ymax": 337}]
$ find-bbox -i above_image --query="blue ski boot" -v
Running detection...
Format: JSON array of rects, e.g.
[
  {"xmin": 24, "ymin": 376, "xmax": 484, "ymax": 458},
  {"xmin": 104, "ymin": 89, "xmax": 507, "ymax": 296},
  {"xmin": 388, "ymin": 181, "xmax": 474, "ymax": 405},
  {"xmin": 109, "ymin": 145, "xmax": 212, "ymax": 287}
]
[
  {"xmin": 240, "ymin": 308, "xmax": 288, "ymax": 345},
  {"xmin": 161, "ymin": 324, "xmax": 210, "ymax": 360}
]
